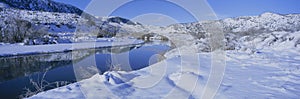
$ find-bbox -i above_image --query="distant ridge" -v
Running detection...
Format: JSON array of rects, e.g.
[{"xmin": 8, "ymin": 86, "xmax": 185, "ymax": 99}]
[{"xmin": 0, "ymin": 0, "xmax": 83, "ymax": 15}]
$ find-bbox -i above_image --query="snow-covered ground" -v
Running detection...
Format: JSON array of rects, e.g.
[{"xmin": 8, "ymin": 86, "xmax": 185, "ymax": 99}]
[
  {"xmin": 0, "ymin": 1, "xmax": 299, "ymax": 98},
  {"xmin": 27, "ymin": 42, "xmax": 300, "ymax": 99},
  {"xmin": 0, "ymin": 38, "xmax": 143, "ymax": 57},
  {"xmin": 26, "ymin": 28, "xmax": 300, "ymax": 99}
]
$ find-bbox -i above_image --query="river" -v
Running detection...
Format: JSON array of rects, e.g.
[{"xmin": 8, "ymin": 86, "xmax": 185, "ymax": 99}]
[{"xmin": 0, "ymin": 41, "xmax": 171, "ymax": 99}]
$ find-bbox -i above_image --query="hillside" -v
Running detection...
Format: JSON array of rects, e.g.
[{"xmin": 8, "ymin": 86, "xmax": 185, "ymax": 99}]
[
  {"xmin": 0, "ymin": 0, "xmax": 299, "ymax": 52},
  {"xmin": 0, "ymin": 0, "xmax": 83, "ymax": 15}
]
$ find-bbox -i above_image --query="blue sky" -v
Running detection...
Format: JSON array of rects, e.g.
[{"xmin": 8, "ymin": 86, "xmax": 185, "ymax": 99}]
[
  {"xmin": 54, "ymin": 0, "xmax": 300, "ymax": 25},
  {"xmin": 209, "ymin": 0, "xmax": 300, "ymax": 18}
]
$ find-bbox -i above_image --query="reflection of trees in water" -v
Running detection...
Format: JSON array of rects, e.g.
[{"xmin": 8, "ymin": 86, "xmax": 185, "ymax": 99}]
[
  {"xmin": 72, "ymin": 45, "xmax": 141, "ymax": 80},
  {"xmin": 0, "ymin": 50, "xmax": 92, "ymax": 82},
  {"xmin": 0, "ymin": 44, "xmax": 145, "ymax": 99},
  {"xmin": 0, "ymin": 45, "xmax": 141, "ymax": 82}
]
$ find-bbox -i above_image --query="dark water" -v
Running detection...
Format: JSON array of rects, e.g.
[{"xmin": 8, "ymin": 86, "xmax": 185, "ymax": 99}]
[{"xmin": 0, "ymin": 41, "xmax": 170, "ymax": 99}]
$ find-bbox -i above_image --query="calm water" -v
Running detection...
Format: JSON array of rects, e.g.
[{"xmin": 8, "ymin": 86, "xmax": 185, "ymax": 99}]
[{"xmin": 0, "ymin": 41, "xmax": 170, "ymax": 99}]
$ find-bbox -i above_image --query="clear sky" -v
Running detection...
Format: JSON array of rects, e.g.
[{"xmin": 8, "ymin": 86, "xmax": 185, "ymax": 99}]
[{"xmin": 54, "ymin": 0, "xmax": 300, "ymax": 25}]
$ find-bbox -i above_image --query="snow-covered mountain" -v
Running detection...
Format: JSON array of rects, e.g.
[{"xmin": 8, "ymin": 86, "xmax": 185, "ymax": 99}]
[
  {"xmin": 0, "ymin": 0, "xmax": 299, "ymax": 52},
  {"xmin": 166, "ymin": 12, "xmax": 300, "ymax": 34},
  {"xmin": 155, "ymin": 12, "xmax": 300, "ymax": 52},
  {"xmin": 0, "ymin": 0, "xmax": 83, "ymax": 15},
  {"xmin": 0, "ymin": 7, "xmax": 143, "ymax": 43},
  {"xmin": 221, "ymin": 12, "xmax": 300, "ymax": 33}
]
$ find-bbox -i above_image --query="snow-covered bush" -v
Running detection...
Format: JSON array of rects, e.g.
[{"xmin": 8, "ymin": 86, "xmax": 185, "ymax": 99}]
[{"xmin": 0, "ymin": 17, "xmax": 46, "ymax": 43}]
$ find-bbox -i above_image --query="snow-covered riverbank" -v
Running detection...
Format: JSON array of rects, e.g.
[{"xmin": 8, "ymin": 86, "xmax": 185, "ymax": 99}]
[
  {"xmin": 27, "ymin": 45, "xmax": 300, "ymax": 99},
  {"xmin": 0, "ymin": 38, "xmax": 144, "ymax": 57},
  {"xmin": 26, "ymin": 30, "xmax": 300, "ymax": 99}
]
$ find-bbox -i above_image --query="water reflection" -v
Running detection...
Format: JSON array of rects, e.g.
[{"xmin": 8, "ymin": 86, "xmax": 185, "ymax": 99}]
[
  {"xmin": 0, "ymin": 41, "xmax": 170, "ymax": 99},
  {"xmin": 0, "ymin": 50, "xmax": 90, "ymax": 82}
]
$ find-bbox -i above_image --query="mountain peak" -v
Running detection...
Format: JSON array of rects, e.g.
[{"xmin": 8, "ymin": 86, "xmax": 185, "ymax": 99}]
[{"xmin": 260, "ymin": 12, "xmax": 281, "ymax": 17}]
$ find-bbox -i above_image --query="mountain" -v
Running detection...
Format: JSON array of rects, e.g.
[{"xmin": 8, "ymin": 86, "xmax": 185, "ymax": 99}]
[
  {"xmin": 0, "ymin": 0, "xmax": 90, "ymax": 44},
  {"xmin": 163, "ymin": 12, "xmax": 300, "ymax": 52},
  {"xmin": 165, "ymin": 12, "xmax": 300, "ymax": 34},
  {"xmin": 0, "ymin": 0, "xmax": 299, "ymax": 52},
  {"xmin": 0, "ymin": 0, "xmax": 147, "ymax": 43},
  {"xmin": 0, "ymin": 6, "xmax": 145, "ymax": 44},
  {"xmin": 0, "ymin": 0, "xmax": 83, "ymax": 15},
  {"xmin": 117, "ymin": 12, "xmax": 300, "ymax": 52},
  {"xmin": 104, "ymin": 16, "xmax": 138, "ymax": 25}
]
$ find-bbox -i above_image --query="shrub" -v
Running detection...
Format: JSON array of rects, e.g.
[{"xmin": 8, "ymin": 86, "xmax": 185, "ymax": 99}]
[{"xmin": 0, "ymin": 17, "xmax": 48, "ymax": 44}]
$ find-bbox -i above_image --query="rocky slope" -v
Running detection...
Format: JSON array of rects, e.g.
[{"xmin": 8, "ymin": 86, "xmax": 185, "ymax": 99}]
[
  {"xmin": 158, "ymin": 12, "xmax": 300, "ymax": 52},
  {"xmin": 0, "ymin": 0, "xmax": 83, "ymax": 15}
]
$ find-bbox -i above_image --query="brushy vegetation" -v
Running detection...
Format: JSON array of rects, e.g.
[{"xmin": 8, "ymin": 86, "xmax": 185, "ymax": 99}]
[
  {"xmin": 19, "ymin": 67, "xmax": 71, "ymax": 98},
  {"xmin": 0, "ymin": 17, "xmax": 48, "ymax": 44}
]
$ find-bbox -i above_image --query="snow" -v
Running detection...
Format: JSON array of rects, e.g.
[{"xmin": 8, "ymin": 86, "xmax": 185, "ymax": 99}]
[
  {"xmin": 27, "ymin": 41, "xmax": 300, "ymax": 98},
  {"xmin": 25, "ymin": 17, "xmax": 300, "ymax": 98},
  {"xmin": 1, "ymin": 0, "xmax": 83, "ymax": 15},
  {"xmin": 0, "ymin": 2, "xmax": 9, "ymax": 8},
  {"xmin": 0, "ymin": 38, "xmax": 143, "ymax": 57},
  {"xmin": 1, "ymin": 3, "xmax": 299, "ymax": 98}
]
